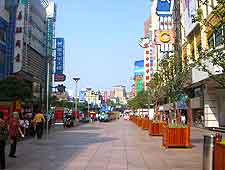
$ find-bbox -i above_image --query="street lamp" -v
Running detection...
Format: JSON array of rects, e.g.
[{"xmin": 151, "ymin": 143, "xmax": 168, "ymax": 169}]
[
  {"xmin": 86, "ymin": 87, "xmax": 92, "ymax": 117},
  {"xmin": 73, "ymin": 77, "xmax": 80, "ymax": 115}
]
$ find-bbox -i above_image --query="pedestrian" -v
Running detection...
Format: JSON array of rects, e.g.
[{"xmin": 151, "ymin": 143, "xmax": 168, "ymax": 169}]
[
  {"xmin": 33, "ymin": 112, "xmax": 45, "ymax": 139},
  {"xmin": 181, "ymin": 114, "xmax": 186, "ymax": 125},
  {"xmin": 8, "ymin": 112, "xmax": 24, "ymax": 158},
  {"xmin": 0, "ymin": 112, "xmax": 8, "ymax": 169}
]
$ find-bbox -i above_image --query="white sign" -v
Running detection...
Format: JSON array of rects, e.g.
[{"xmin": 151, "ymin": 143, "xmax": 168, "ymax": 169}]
[
  {"xmin": 184, "ymin": 0, "xmax": 198, "ymax": 36},
  {"xmin": 13, "ymin": 4, "xmax": 25, "ymax": 73}
]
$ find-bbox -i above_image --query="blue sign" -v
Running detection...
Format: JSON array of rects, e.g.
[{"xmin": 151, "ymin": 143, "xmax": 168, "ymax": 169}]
[
  {"xmin": 79, "ymin": 90, "xmax": 85, "ymax": 102},
  {"xmin": 55, "ymin": 38, "xmax": 64, "ymax": 74},
  {"xmin": 156, "ymin": 0, "xmax": 174, "ymax": 17},
  {"xmin": 176, "ymin": 101, "xmax": 188, "ymax": 110}
]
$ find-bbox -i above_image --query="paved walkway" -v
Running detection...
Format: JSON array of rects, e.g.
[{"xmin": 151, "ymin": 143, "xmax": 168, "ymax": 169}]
[{"xmin": 5, "ymin": 119, "xmax": 212, "ymax": 170}]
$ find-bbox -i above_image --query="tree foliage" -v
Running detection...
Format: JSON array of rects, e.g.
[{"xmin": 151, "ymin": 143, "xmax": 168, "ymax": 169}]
[
  {"xmin": 0, "ymin": 76, "xmax": 32, "ymax": 100},
  {"xmin": 127, "ymin": 91, "xmax": 149, "ymax": 110}
]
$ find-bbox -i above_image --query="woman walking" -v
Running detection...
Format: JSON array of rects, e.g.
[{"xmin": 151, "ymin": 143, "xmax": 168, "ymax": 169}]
[
  {"xmin": 8, "ymin": 112, "xmax": 24, "ymax": 158},
  {"xmin": 0, "ymin": 112, "xmax": 8, "ymax": 169}
]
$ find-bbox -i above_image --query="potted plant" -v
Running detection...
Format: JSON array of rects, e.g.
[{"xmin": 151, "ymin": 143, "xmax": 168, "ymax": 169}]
[
  {"xmin": 162, "ymin": 124, "xmax": 192, "ymax": 148},
  {"xmin": 214, "ymin": 139, "xmax": 225, "ymax": 170}
]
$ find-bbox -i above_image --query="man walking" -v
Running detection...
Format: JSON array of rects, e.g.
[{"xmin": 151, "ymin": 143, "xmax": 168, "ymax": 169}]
[{"xmin": 33, "ymin": 112, "xmax": 45, "ymax": 139}]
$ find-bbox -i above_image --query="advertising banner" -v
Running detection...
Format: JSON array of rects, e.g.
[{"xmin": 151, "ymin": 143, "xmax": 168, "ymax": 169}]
[
  {"xmin": 155, "ymin": 30, "xmax": 176, "ymax": 45},
  {"xmin": 55, "ymin": 38, "xmax": 64, "ymax": 74},
  {"xmin": 156, "ymin": 0, "xmax": 174, "ymax": 17},
  {"xmin": 184, "ymin": 0, "xmax": 197, "ymax": 36},
  {"xmin": 79, "ymin": 90, "xmax": 85, "ymax": 102},
  {"xmin": 13, "ymin": 4, "xmax": 25, "ymax": 73}
]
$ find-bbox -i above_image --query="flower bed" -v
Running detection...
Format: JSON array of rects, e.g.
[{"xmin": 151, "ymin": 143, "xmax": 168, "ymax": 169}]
[
  {"xmin": 141, "ymin": 118, "xmax": 149, "ymax": 130},
  {"xmin": 162, "ymin": 125, "xmax": 192, "ymax": 148},
  {"xmin": 149, "ymin": 121, "xmax": 166, "ymax": 136},
  {"xmin": 214, "ymin": 142, "xmax": 225, "ymax": 170}
]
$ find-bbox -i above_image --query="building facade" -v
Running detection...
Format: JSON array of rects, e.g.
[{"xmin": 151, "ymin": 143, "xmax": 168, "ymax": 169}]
[
  {"xmin": 12, "ymin": 0, "xmax": 49, "ymax": 108},
  {"xmin": 180, "ymin": 0, "xmax": 225, "ymax": 127},
  {"xmin": 0, "ymin": 0, "xmax": 17, "ymax": 80}
]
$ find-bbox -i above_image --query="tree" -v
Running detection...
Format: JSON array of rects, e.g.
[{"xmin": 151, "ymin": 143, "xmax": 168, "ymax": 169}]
[
  {"xmin": 193, "ymin": 0, "xmax": 225, "ymax": 88},
  {"xmin": 0, "ymin": 76, "xmax": 32, "ymax": 100},
  {"xmin": 159, "ymin": 55, "xmax": 190, "ymax": 124},
  {"xmin": 127, "ymin": 91, "xmax": 149, "ymax": 110}
]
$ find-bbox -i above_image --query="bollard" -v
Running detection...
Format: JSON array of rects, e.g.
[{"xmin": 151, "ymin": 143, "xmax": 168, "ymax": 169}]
[{"xmin": 202, "ymin": 135, "xmax": 214, "ymax": 170}]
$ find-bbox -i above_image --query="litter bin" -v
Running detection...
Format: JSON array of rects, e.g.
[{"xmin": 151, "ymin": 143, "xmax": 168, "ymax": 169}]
[{"xmin": 203, "ymin": 135, "xmax": 214, "ymax": 170}]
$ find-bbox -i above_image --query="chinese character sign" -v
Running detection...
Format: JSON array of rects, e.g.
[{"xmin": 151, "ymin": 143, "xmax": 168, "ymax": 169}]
[
  {"xmin": 13, "ymin": 4, "xmax": 25, "ymax": 73},
  {"xmin": 55, "ymin": 38, "xmax": 64, "ymax": 74}
]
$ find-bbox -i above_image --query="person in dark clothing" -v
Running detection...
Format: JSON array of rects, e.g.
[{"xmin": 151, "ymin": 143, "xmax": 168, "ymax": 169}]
[
  {"xmin": 0, "ymin": 112, "xmax": 8, "ymax": 169},
  {"xmin": 8, "ymin": 112, "xmax": 24, "ymax": 158}
]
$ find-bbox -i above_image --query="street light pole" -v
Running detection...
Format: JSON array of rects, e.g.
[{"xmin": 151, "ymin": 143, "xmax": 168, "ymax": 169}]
[
  {"xmin": 86, "ymin": 88, "xmax": 92, "ymax": 118},
  {"xmin": 73, "ymin": 77, "xmax": 80, "ymax": 119}
]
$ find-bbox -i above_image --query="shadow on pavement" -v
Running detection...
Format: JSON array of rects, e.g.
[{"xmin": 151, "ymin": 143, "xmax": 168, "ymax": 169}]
[{"xmin": 5, "ymin": 124, "xmax": 118, "ymax": 170}]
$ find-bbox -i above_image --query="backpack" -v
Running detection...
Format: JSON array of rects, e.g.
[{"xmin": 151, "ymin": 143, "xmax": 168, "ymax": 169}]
[{"xmin": 0, "ymin": 122, "xmax": 8, "ymax": 141}]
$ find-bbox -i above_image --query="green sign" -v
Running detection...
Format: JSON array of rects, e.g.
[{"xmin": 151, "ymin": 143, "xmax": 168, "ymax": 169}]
[
  {"xmin": 137, "ymin": 80, "xmax": 143, "ymax": 93},
  {"xmin": 20, "ymin": 0, "xmax": 28, "ymax": 5}
]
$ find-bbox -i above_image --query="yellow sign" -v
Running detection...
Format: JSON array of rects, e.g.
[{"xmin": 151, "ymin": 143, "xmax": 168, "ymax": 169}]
[
  {"xmin": 155, "ymin": 30, "xmax": 175, "ymax": 45},
  {"xmin": 160, "ymin": 31, "xmax": 171, "ymax": 43}
]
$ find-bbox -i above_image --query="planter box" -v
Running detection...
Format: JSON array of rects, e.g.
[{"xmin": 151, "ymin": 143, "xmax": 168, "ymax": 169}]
[
  {"xmin": 149, "ymin": 121, "xmax": 166, "ymax": 136},
  {"xmin": 141, "ymin": 118, "xmax": 149, "ymax": 130},
  {"xmin": 214, "ymin": 143, "xmax": 225, "ymax": 170},
  {"xmin": 162, "ymin": 127, "xmax": 191, "ymax": 148},
  {"xmin": 137, "ymin": 117, "xmax": 142, "ymax": 127}
]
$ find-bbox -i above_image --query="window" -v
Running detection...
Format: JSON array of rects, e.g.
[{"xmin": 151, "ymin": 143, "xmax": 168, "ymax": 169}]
[
  {"xmin": 208, "ymin": 34, "xmax": 214, "ymax": 49},
  {"xmin": 0, "ymin": 28, "xmax": 6, "ymax": 43},
  {"xmin": 16, "ymin": 27, "xmax": 22, "ymax": 33},
  {"xmin": 215, "ymin": 27, "xmax": 223, "ymax": 47},
  {"xmin": 0, "ymin": 51, "xmax": 4, "ymax": 64}
]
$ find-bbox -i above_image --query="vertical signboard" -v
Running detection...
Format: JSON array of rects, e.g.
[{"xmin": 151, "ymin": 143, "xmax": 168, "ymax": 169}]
[
  {"xmin": 13, "ymin": 3, "xmax": 25, "ymax": 73},
  {"xmin": 183, "ymin": 0, "xmax": 197, "ymax": 36},
  {"xmin": 55, "ymin": 38, "xmax": 64, "ymax": 74}
]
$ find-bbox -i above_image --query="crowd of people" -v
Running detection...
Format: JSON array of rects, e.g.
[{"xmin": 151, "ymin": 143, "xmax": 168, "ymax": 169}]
[{"xmin": 0, "ymin": 111, "xmax": 46, "ymax": 169}]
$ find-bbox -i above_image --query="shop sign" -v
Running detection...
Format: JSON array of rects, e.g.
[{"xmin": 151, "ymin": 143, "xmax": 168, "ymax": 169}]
[
  {"xmin": 55, "ymin": 38, "xmax": 64, "ymax": 74},
  {"xmin": 156, "ymin": 0, "xmax": 174, "ymax": 17},
  {"xmin": 155, "ymin": 30, "xmax": 175, "ymax": 45},
  {"xmin": 54, "ymin": 74, "xmax": 66, "ymax": 82}
]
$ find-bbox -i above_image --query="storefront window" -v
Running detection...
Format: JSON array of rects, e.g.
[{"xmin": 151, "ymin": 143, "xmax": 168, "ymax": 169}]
[
  {"xmin": 0, "ymin": 28, "xmax": 6, "ymax": 43},
  {"xmin": 215, "ymin": 27, "xmax": 223, "ymax": 47}
]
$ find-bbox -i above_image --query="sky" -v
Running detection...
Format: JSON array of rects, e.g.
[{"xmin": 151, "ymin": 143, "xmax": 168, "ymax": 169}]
[{"xmin": 53, "ymin": 0, "xmax": 151, "ymax": 96}]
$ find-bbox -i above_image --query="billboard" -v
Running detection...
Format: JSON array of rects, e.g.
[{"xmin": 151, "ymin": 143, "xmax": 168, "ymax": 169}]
[
  {"xmin": 46, "ymin": 2, "xmax": 56, "ymax": 20},
  {"xmin": 136, "ymin": 79, "xmax": 143, "ymax": 93},
  {"xmin": 13, "ymin": 3, "xmax": 25, "ymax": 73},
  {"xmin": 156, "ymin": 0, "xmax": 174, "ymax": 17},
  {"xmin": 79, "ymin": 90, "xmax": 85, "ymax": 102},
  {"xmin": 55, "ymin": 38, "xmax": 64, "ymax": 74},
  {"xmin": 184, "ymin": 0, "xmax": 197, "ymax": 36}
]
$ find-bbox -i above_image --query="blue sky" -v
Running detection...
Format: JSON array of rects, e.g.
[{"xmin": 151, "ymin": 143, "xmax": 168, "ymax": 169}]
[{"xmin": 53, "ymin": 0, "xmax": 151, "ymax": 95}]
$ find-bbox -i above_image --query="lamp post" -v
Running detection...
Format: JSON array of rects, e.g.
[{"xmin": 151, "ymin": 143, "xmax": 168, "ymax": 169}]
[
  {"xmin": 86, "ymin": 87, "xmax": 92, "ymax": 117},
  {"xmin": 73, "ymin": 77, "xmax": 80, "ymax": 117}
]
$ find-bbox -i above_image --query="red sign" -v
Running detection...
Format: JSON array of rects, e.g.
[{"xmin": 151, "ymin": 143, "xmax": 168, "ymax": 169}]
[
  {"xmin": 0, "ymin": 106, "xmax": 10, "ymax": 121},
  {"xmin": 54, "ymin": 74, "xmax": 66, "ymax": 82},
  {"xmin": 54, "ymin": 110, "xmax": 64, "ymax": 122}
]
